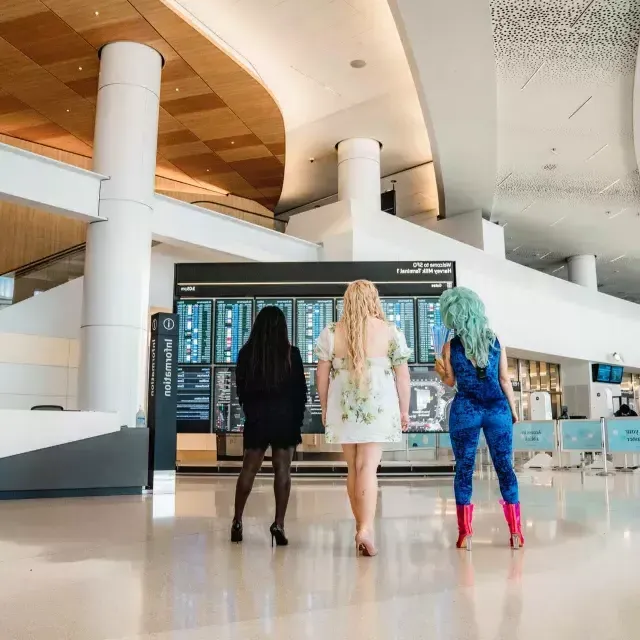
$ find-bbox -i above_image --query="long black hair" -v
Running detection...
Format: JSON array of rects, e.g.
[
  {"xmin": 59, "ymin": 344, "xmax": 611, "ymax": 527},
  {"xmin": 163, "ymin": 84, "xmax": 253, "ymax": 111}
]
[{"xmin": 241, "ymin": 306, "xmax": 291, "ymax": 389}]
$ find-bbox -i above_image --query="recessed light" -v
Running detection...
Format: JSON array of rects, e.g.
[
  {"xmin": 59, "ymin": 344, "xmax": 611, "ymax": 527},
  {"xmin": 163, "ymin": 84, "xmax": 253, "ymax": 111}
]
[
  {"xmin": 78, "ymin": 66, "xmax": 83, "ymax": 71},
  {"xmin": 175, "ymin": 88, "xmax": 179, "ymax": 92},
  {"xmin": 350, "ymin": 59, "xmax": 367, "ymax": 69},
  {"xmin": 66, "ymin": 109, "xmax": 70, "ymax": 113},
  {"xmin": 610, "ymin": 254, "xmax": 626, "ymax": 263},
  {"xmin": 231, "ymin": 141, "xmax": 235, "ymax": 145},
  {"xmin": 206, "ymin": 169, "xmax": 210, "ymax": 173},
  {"xmin": 95, "ymin": 11, "xmax": 99, "ymax": 16}
]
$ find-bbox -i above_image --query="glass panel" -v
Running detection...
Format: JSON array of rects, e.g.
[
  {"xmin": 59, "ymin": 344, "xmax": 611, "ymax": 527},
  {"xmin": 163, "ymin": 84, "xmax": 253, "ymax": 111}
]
[
  {"xmin": 529, "ymin": 361, "xmax": 540, "ymax": 391},
  {"xmin": 519, "ymin": 360, "xmax": 531, "ymax": 392},
  {"xmin": 539, "ymin": 361, "xmax": 550, "ymax": 391},
  {"xmin": 549, "ymin": 363, "xmax": 560, "ymax": 392}
]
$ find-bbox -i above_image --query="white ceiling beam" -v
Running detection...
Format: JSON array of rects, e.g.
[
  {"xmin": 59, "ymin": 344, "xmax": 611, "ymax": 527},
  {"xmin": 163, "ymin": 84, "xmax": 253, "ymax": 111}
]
[{"xmin": 0, "ymin": 141, "xmax": 106, "ymax": 222}]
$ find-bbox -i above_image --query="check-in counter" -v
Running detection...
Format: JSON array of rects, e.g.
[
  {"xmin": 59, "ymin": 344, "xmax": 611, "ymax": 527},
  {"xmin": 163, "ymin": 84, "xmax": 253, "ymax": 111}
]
[{"xmin": 0, "ymin": 410, "xmax": 148, "ymax": 499}]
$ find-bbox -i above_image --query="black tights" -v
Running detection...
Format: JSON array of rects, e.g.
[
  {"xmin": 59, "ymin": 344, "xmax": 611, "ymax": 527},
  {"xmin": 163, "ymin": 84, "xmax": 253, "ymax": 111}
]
[{"xmin": 233, "ymin": 447, "xmax": 294, "ymax": 527}]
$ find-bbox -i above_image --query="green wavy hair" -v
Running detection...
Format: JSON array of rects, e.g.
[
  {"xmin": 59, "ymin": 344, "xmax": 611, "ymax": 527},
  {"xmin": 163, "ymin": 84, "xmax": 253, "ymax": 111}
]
[{"xmin": 440, "ymin": 287, "xmax": 495, "ymax": 368}]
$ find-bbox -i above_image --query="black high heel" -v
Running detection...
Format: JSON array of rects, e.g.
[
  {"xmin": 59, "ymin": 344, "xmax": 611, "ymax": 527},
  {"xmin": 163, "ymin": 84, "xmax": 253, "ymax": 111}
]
[
  {"xmin": 231, "ymin": 519, "xmax": 243, "ymax": 543},
  {"xmin": 270, "ymin": 522, "xmax": 288, "ymax": 547}
]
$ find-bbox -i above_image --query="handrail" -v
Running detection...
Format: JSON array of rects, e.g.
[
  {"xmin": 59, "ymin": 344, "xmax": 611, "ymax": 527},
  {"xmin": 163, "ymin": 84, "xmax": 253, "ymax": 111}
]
[{"xmin": 2, "ymin": 242, "xmax": 86, "ymax": 279}]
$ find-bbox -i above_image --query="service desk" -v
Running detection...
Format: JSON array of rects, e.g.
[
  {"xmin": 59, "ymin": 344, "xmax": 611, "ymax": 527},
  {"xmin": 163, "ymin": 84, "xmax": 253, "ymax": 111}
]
[{"xmin": 0, "ymin": 410, "xmax": 149, "ymax": 499}]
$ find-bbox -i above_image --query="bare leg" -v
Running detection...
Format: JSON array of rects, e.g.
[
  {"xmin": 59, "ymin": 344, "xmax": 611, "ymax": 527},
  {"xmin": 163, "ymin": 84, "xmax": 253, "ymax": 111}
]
[
  {"xmin": 342, "ymin": 444, "xmax": 359, "ymax": 528},
  {"xmin": 233, "ymin": 448, "xmax": 265, "ymax": 522},
  {"xmin": 354, "ymin": 443, "xmax": 382, "ymax": 536},
  {"xmin": 271, "ymin": 447, "xmax": 294, "ymax": 527}
]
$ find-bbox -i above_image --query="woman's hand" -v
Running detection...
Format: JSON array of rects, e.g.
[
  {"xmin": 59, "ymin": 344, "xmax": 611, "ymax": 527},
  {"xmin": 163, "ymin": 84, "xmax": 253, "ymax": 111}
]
[
  {"xmin": 511, "ymin": 410, "xmax": 519, "ymax": 424},
  {"xmin": 401, "ymin": 412, "xmax": 410, "ymax": 432},
  {"xmin": 434, "ymin": 357, "xmax": 446, "ymax": 380}
]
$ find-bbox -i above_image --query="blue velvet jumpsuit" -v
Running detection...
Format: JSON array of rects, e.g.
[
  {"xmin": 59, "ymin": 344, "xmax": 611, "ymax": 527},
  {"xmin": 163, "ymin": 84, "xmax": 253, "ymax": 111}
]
[{"xmin": 448, "ymin": 336, "xmax": 519, "ymax": 505}]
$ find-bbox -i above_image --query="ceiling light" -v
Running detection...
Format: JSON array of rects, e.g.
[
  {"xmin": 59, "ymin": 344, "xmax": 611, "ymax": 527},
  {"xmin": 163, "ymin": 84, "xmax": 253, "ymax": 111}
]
[
  {"xmin": 610, "ymin": 254, "xmax": 626, "ymax": 263},
  {"xmin": 586, "ymin": 144, "xmax": 609, "ymax": 162},
  {"xmin": 66, "ymin": 109, "xmax": 70, "ymax": 113},
  {"xmin": 350, "ymin": 59, "xmax": 367, "ymax": 69},
  {"xmin": 552, "ymin": 266, "xmax": 565, "ymax": 274},
  {"xmin": 95, "ymin": 11, "xmax": 99, "ymax": 16},
  {"xmin": 206, "ymin": 169, "xmax": 210, "ymax": 172},
  {"xmin": 78, "ymin": 66, "xmax": 83, "ymax": 71},
  {"xmin": 511, "ymin": 245, "xmax": 522, "ymax": 252},
  {"xmin": 520, "ymin": 201, "xmax": 535, "ymax": 213},
  {"xmin": 540, "ymin": 252, "xmax": 551, "ymax": 259},
  {"xmin": 608, "ymin": 208, "xmax": 627, "ymax": 220},
  {"xmin": 231, "ymin": 141, "xmax": 235, "ymax": 145},
  {"xmin": 175, "ymin": 88, "xmax": 179, "ymax": 92},
  {"xmin": 599, "ymin": 178, "xmax": 620, "ymax": 194},
  {"xmin": 550, "ymin": 217, "xmax": 565, "ymax": 227}
]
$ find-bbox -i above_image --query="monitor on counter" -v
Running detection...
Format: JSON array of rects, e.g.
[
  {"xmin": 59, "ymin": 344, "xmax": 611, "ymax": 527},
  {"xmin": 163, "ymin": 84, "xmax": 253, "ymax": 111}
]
[
  {"xmin": 295, "ymin": 299, "xmax": 334, "ymax": 364},
  {"xmin": 214, "ymin": 299, "xmax": 253, "ymax": 364},
  {"xmin": 416, "ymin": 297, "xmax": 443, "ymax": 364},
  {"xmin": 176, "ymin": 366, "xmax": 212, "ymax": 433},
  {"xmin": 176, "ymin": 300, "xmax": 212, "ymax": 364},
  {"xmin": 610, "ymin": 365, "xmax": 624, "ymax": 384},
  {"xmin": 255, "ymin": 298, "xmax": 294, "ymax": 342}
]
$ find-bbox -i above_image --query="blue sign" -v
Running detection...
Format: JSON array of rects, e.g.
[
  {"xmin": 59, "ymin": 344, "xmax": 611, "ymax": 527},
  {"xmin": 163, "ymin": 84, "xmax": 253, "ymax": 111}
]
[
  {"xmin": 606, "ymin": 419, "xmax": 640, "ymax": 452},
  {"xmin": 439, "ymin": 433, "xmax": 452, "ymax": 449},
  {"xmin": 513, "ymin": 421, "xmax": 556, "ymax": 452},
  {"xmin": 559, "ymin": 420, "xmax": 602, "ymax": 451},
  {"xmin": 408, "ymin": 433, "xmax": 437, "ymax": 449}
]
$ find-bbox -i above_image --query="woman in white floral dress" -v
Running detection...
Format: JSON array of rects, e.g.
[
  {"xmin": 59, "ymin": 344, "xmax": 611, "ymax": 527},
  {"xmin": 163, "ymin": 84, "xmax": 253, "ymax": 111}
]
[{"xmin": 316, "ymin": 280, "xmax": 411, "ymax": 557}]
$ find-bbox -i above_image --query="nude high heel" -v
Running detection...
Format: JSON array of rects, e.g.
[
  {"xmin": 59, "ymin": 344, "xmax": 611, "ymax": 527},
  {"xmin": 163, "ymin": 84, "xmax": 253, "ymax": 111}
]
[{"xmin": 355, "ymin": 531, "xmax": 378, "ymax": 557}]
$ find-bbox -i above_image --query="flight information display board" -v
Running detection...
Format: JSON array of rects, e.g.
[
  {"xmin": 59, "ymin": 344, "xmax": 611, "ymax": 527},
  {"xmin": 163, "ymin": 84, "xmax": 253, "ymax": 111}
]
[
  {"xmin": 213, "ymin": 367, "xmax": 244, "ymax": 433},
  {"xmin": 176, "ymin": 366, "xmax": 212, "ymax": 433},
  {"xmin": 302, "ymin": 367, "xmax": 324, "ymax": 434},
  {"xmin": 417, "ymin": 298, "xmax": 443, "ymax": 364},
  {"xmin": 214, "ymin": 299, "xmax": 253, "ymax": 364},
  {"xmin": 336, "ymin": 298, "xmax": 344, "ymax": 320},
  {"xmin": 380, "ymin": 297, "xmax": 416, "ymax": 362},
  {"xmin": 406, "ymin": 366, "xmax": 454, "ymax": 432},
  {"xmin": 176, "ymin": 300, "xmax": 212, "ymax": 364},
  {"xmin": 295, "ymin": 299, "xmax": 334, "ymax": 364},
  {"xmin": 255, "ymin": 298, "xmax": 294, "ymax": 342}
]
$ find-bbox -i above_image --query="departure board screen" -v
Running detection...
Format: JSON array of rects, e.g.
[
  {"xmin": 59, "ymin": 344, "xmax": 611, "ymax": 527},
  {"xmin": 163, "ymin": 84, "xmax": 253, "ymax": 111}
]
[
  {"xmin": 176, "ymin": 300, "xmax": 212, "ymax": 364},
  {"xmin": 336, "ymin": 298, "xmax": 344, "ymax": 320},
  {"xmin": 213, "ymin": 367, "xmax": 244, "ymax": 433},
  {"xmin": 176, "ymin": 366, "xmax": 212, "ymax": 433},
  {"xmin": 302, "ymin": 367, "xmax": 324, "ymax": 434},
  {"xmin": 214, "ymin": 299, "xmax": 253, "ymax": 364},
  {"xmin": 255, "ymin": 298, "xmax": 294, "ymax": 342},
  {"xmin": 295, "ymin": 299, "xmax": 334, "ymax": 364},
  {"xmin": 417, "ymin": 298, "xmax": 443, "ymax": 364},
  {"xmin": 380, "ymin": 297, "xmax": 416, "ymax": 363}
]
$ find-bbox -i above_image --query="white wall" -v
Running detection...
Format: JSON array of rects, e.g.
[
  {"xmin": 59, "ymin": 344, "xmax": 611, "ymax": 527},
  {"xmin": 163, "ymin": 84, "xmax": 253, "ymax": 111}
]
[
  {"xmin": 0, "ymin": 332, "xmax": 78, "ymax": 410},
  {"xmin": 481, "ymin": 219, "xmax": 506, "ymax": 259}
]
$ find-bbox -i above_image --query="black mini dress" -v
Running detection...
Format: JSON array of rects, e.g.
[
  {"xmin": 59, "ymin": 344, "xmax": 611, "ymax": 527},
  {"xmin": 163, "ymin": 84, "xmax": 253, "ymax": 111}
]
[{"xmin": 235, "ymin": 346, "xmax": 307, "ymax": 451}]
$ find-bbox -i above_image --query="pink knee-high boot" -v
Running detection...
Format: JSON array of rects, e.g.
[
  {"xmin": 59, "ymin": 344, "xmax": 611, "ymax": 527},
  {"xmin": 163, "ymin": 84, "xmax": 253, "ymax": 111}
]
[
  {"xmin": 456, "ymin": 504, "xmax": 474, "ymax": 550},
  {"xmin": 501, "ymin": 501, "xmax": 524, "ymax": 549}
]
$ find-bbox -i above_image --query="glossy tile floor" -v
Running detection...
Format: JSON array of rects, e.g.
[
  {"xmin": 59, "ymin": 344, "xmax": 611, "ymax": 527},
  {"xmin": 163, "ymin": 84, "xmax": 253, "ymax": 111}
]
[{"xmin": 1, "ymin": 470, "xmax": 639, "ymax": 639}]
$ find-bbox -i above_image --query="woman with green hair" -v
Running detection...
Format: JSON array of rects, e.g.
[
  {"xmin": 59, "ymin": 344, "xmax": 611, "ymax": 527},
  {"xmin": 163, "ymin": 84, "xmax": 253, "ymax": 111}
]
[{"xmin": 435, "ymin": 287, "xmax": 523, "ymax": 550}]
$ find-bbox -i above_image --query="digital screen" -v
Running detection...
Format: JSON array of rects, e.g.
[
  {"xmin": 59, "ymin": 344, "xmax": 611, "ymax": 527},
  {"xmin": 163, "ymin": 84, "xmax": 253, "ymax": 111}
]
[
  {"xmin": 380, "ymin": 297, "xmax": 415, "ymax": 363},
  {"xmin": 295, "ymin": 299, "xmax": 334, "ymax": 364},
  {"xmin": 417, "ymin": 298, "xmax": 443, "ymax": 364},
  {"xmin": 611, "ymin": 366, "xmax": 624, "ymax": 384},
  {"xmin": 406, "ymin": 366, "xmax": 455, "ymax": 432},
  {"xmin": 336, "ymin": 298, "xmax": 344, "ymax": 320},
  {"xmin": 256, "ymin": 298, "xmax": 294, "ymax": 342},
  {"xmin": 214, "ymin": 299, "xmax": 253, "ymax": 364},
  {"xmin": 302, "ymin": 367, "xmax": 324, "ymax": 434},
  {"xmin": 593, "ymin": 363, "xmax": 612, "ymax": 383},
  {"xmin": 176, "ymin": 366, "xmax": 211, "ymax": 433},
  {"xmin": 213, "ymin": 367, "xmax": 244, "ymax": 433},
  {"xmin": 176, "ymin": 300, "xmax": 212, "ymax": 364}
]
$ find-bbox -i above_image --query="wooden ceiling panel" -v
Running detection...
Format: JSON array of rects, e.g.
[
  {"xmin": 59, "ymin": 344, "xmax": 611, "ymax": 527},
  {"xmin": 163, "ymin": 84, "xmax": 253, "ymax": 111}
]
[{"xmin": 0, "ymin": 0, "xmax": 286, "ymax": 209}]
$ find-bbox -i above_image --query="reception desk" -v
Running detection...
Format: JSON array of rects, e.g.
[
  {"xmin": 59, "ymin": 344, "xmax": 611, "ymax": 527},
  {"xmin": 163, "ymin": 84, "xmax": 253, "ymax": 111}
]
[{"xmin": 0, "ymin": 410, "xmax": 149, "ymax": 499}]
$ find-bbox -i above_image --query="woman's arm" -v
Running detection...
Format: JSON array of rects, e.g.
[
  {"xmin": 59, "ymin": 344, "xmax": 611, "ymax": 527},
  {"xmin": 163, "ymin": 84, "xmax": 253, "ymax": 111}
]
[
  {"xmin": 316, "ymin": 360, "xmax": 331, "ymax": 425},
  {"xmin": 394, "ymin": 362, "xmax": 411, "ymax": 431},
  {"xmin": 499, "ymin": 347, "xmax": 518, "ymax": 423},
  {"xmin": 435, "ymin": 342, "xmax": 456, "ymax": 387}
]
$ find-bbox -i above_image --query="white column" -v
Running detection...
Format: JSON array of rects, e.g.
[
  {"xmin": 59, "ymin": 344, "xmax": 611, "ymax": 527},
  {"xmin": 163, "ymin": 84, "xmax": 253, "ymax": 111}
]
[
  {"xmin": 336, "ymin": 138, "xmax": 381, "ymax": 211},
  {"xmin": 79, "ymin": 42, "xmax": 163, "ymax": 426},
  {"xmin": 567, "ymin": 254, "xmax": 598, "ymax": 290}
]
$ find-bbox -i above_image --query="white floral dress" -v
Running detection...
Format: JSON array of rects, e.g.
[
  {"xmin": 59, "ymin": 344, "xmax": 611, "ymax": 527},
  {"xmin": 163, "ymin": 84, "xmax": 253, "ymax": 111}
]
[{"xmin": 315, "ymin": 323, "xmax": 411, "ymax": 444}]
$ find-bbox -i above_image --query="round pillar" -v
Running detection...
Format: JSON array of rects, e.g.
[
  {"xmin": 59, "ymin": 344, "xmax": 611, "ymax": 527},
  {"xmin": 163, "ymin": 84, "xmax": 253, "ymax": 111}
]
[
  {"xmin": 337, "ymin": 138, "xmax": 381, "ymax": 211},
  {"xmin": 78, "ymin": 41, "xmax": 163, "ymax": 426},
  {"xmin": 567, "ymin": 254, "xmax": 597, "ymax": 290}
]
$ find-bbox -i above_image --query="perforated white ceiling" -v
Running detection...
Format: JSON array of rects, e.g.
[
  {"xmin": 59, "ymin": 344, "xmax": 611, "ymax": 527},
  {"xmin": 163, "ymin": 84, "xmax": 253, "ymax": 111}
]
[{"xmin": 491, "ymin": 0, "xmax": 640, "ymax": 301}]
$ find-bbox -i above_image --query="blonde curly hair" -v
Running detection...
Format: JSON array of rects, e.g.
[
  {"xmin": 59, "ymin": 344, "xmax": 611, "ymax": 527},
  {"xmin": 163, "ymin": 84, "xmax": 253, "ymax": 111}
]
[{"xmin": 339, "ymin": 280, "xmax": 385, "ymax": 388}]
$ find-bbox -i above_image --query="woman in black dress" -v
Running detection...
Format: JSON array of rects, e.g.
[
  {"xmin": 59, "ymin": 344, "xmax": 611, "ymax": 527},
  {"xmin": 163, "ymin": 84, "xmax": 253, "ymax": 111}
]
[{"xmin": 231, "ymin": 306, "xmax": 307, "ymax": 546}]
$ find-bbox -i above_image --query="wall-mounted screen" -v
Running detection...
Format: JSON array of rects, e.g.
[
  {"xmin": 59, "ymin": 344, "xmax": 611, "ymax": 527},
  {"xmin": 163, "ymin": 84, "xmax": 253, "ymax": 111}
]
[
  {"xmin": 592, "ymin": 363, "xmax": 612, "ymax": 383},
  {"xmin": 176, "ymin": 300, "xmax": 212, "ymax": 364},
  {"xmin": 336, "ymin": 298, "xmax": 344, "ymax": 320},
  {"xmin": 213, "ymin": 367, "xmax": 244, "ymax": 433},
  {"xmin": 417, "ymin": 298, "xmax": 442, "ymax": 363},
  {"xmin": 295, "ymin": 299, "xmax": 334, "ymax": 364},
  {"xmin": 610, "ymin": 366, "xmax": 624, "ymax": 384},
  {"xmin": 176, "ymin": 366, "xmax": 212, "ymax": 433},
  {"xmin": 214, "ymin": 299, "xmax": 253, "ymax": 364},
  {"xmin": 380, "ymin": 297, "xmax": 416, "ymax": 362},
  {"xmin": 302, "ymin": 367, "xmax": 324, "ymax": 434},
  {"xmin": 256, "ymin": 298, "xmax": 294, "ymax": 342}
]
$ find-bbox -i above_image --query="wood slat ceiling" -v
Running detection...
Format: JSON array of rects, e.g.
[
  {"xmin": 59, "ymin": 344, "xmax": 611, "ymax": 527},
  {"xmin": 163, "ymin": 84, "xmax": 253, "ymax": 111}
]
[{"xmin": 0, "ymin": 0, "xmax": 286, "ymax": 209}]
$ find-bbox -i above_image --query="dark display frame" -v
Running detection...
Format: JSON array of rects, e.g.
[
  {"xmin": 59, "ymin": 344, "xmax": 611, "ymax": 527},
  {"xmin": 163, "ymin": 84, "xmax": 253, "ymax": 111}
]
[{"xmin": 174, "ymin": 261, "xmax": 456, "ymax": 435}]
